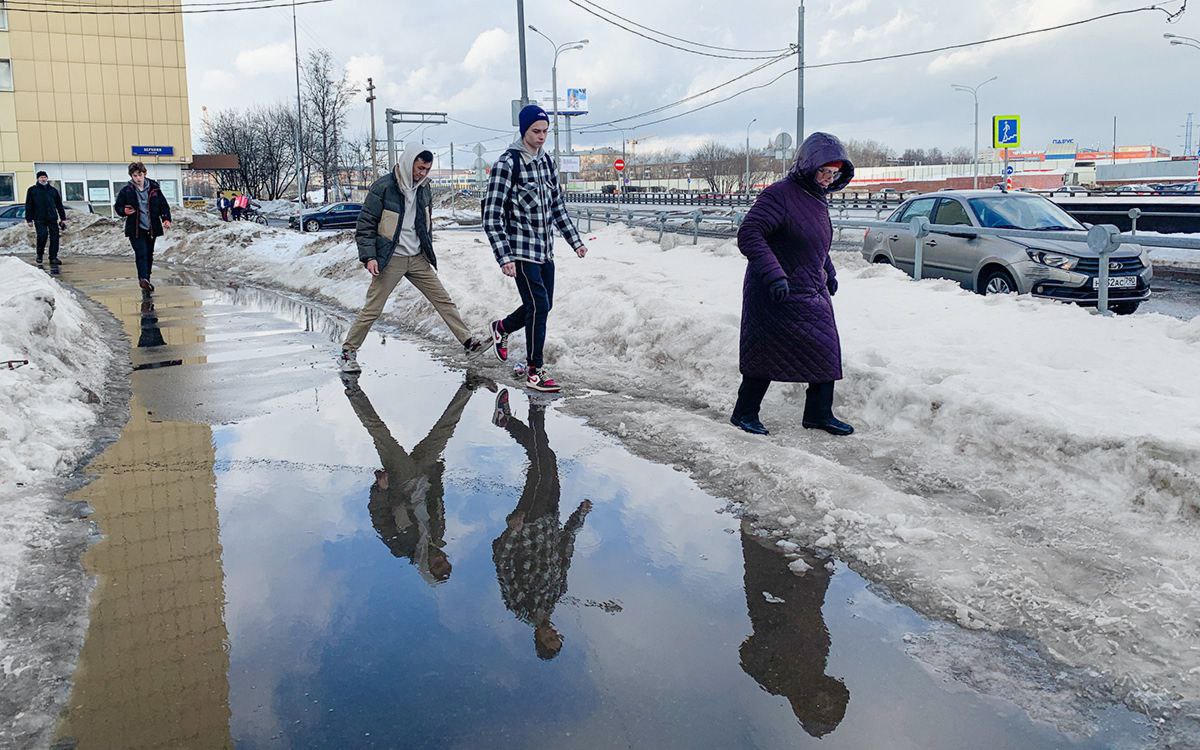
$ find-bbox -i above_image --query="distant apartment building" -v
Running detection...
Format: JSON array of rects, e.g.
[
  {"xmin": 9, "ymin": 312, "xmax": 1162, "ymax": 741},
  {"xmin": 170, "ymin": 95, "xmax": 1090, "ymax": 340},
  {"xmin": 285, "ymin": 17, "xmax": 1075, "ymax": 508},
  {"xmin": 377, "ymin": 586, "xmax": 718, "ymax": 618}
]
[{"xmin": 0, "ymin": 1, "xmax": 191, "ymax": 211}]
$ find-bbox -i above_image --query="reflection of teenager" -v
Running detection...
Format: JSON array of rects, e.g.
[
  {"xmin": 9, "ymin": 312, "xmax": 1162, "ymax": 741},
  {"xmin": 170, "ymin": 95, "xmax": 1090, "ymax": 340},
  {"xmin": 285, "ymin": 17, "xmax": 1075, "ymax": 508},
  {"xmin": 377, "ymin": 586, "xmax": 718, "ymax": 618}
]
[
  {"xmin": 343, "ymin": 375, "xmax": 484, "ymax": 585},
  {"xmin": 491, "ymin": 392, "xmax": 591, "ymax": 659},
  {"xmin": 137, "ymin": 297, "xmax": 167, "ymax": 348},
  {"xmin": 738, "ymin": 523, "xmax": 849, "ymax": 737}
]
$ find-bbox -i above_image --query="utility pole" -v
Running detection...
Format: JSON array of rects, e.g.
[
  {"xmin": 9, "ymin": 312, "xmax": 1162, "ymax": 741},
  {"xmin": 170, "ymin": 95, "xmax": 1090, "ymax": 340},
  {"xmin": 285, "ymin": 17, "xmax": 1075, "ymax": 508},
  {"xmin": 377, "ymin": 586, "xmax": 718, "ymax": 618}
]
[
  {"xmin": 1185, "ymin": 113, "xmax": 1195, "ymax": 157},
  {"xmin": 951, "ymin": 76, "xmax": 996, "ymax": 189},
  {"xmin": 517, "ymin": 0, "xmax": 530, "ymax": 106},
  {"xmin": 292, "ymin": 0, "xmax": 305, "ymax": 232},
  {"xmin": 366, "ymin": 77, "xmax": 377, "ymax": 174},
  {"xmin": 1113, "ymin": 115, "xmax": 1118, "ymax": 165},
  {"xmin": 796, "ymin": 1, "xmax": 805, "ymax": 144},
  {"xmin": 745, "ymin": 117, "xmax": 757, "ymax": 199}
]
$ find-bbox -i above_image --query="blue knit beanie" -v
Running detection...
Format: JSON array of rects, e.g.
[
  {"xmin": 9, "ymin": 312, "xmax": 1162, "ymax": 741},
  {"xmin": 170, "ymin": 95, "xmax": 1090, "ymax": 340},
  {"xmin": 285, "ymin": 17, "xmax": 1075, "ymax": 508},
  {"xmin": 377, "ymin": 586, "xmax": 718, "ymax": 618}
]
[{"xmin": 519, "ymin": 105, "xmax": 550, "ymax": 136}]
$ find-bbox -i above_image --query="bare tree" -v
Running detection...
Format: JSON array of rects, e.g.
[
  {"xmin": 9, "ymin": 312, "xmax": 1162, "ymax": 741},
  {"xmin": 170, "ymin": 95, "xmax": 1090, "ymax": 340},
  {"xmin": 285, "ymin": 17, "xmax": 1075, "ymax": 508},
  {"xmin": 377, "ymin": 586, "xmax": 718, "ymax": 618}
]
[
  {"xmin": 199, "ymin": 104, "xmax": 300, "ymax": 200},
  {"xmin": 947, "ymin": 146, "xmax": 974, "ymax": 164},
  {"xmin": 843, "ymin": 138, "xmax": 893, "ymax": 168},
  {"xmin": 689, "ymin": 141, "xmax": 739, "ymax": 193},
  {"xmin": 302, "ymin": 48, "xmax": 357, "ymax": 203}
]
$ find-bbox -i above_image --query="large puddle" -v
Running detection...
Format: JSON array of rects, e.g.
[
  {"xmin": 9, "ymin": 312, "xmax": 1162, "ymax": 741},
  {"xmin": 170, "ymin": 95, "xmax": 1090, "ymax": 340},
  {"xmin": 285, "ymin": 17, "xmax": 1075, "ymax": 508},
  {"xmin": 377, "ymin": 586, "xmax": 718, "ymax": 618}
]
[{"xmin": 50, "ymin": 258, "xmax": 1149, "ymax": 748}]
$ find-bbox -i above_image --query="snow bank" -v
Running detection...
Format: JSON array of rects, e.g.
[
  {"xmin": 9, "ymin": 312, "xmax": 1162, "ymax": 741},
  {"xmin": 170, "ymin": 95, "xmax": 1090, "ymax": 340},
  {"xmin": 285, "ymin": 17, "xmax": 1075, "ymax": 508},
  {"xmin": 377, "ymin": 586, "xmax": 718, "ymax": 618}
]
[
  {"xmin": 6, "ymin": 216, "xmax": 1199, "ymax": 724},
  {"xmin": 0, "ymin": 258, "xmax": 111, "ymax": 607}
]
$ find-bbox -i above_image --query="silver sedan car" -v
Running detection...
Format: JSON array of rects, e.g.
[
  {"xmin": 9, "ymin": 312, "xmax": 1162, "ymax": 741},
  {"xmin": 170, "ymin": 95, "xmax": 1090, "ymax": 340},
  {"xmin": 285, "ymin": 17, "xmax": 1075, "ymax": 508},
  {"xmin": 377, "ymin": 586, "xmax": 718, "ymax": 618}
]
[{"xmin": 861, "ymin": 190, "xmax": 1152, "ymax": 314}]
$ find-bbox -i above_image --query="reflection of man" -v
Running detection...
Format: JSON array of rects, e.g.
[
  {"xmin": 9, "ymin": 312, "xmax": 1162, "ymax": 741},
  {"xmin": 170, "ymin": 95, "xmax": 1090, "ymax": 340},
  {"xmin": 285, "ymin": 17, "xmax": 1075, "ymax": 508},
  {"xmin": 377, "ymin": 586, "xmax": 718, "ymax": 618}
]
[
  {"xmin": 343, "ymin": 374, "xmax": 488, "ymax": 585},
  {"xmin": 491, "ymin": 391, "xmax": 592, "ymax": 659},
  {"xmin": 738, "ymin": 523, "xmax": 849, "ymax": 738}
]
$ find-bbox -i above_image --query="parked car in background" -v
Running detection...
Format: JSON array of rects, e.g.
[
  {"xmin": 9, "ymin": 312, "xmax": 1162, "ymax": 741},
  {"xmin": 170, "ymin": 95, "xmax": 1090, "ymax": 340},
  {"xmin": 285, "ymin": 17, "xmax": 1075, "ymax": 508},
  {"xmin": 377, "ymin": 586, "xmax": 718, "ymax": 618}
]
[
  {"xmin": 861, "ymin": 190, "xmax": 1152, "ymax": 314},
  {"xmin": 1112, "ymin": 183, "xmax": 1156, "ymax": 194},
  {"xmin": 1158, "ymin": 182, "xmax": 1200, "ymax": 194},
  {"xmin": 1046, "ymin": 185, "xmax": 1090, "ymax": 195},
  {"xmin": 0, "ymin": 203, "xmax": 27, "ymax": 228},
  {"xmin": 183, "ymin": 195, "xmax": 208, "ymax": 210},
  {"xmin": 288, "ymin": 202, "xmax": 363, "ymax": 232}
]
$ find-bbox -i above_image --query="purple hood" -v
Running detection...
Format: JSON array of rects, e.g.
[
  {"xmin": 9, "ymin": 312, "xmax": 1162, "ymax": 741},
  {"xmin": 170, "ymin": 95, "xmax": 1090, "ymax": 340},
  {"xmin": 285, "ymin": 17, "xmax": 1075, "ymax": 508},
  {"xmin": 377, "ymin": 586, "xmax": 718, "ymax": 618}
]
[{"xmin": 787, "ymin": 132, "xmax": 855, "ymax": 193}]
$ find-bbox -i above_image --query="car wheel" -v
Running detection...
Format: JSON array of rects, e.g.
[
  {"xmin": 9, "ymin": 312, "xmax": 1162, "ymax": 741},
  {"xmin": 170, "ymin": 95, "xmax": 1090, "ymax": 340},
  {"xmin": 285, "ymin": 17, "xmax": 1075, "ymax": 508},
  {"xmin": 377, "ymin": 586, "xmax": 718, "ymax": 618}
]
[
  {"xmin": 1109, "ymin": 302, "xmax": 1140, "ymax": 315},
  {"xmin": 980, "ymin": 268, "xmax": 1017, "ymax": 295},
  {"xmin": 872, "ymin": 255, "xmax": 892, "ymax": 265},
  {"xmin": 304, "ymin": 219, "xmax": 321, "ymax": 232}
]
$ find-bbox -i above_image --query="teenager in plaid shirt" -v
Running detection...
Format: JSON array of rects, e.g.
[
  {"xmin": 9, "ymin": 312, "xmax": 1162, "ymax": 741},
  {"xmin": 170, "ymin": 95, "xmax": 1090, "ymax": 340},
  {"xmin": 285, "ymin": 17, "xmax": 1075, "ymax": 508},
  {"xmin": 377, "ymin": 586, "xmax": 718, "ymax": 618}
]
[{"xmin": 483, "ymin": 105, "xmax": 590, "ymax": 393}]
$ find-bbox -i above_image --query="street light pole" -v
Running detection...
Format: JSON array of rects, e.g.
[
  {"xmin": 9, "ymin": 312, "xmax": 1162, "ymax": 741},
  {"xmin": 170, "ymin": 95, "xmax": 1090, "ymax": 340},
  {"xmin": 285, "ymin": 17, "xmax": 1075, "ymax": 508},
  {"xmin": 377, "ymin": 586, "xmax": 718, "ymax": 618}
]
[
  {"xmin": 745, "ymin": 117, "xmax": 757, "ymax": 199},
  {"xmin": 528, "ymin": 26, "xmax": 588, "ymax": 177},
  {"xmin": 951, "ymin": 75, "xmax": 996, "ymax": 189},
  {"xmin": 517, "ymin": 0, "xmax": 529, "ymax": 106},
  {"xmin": 291, "ymin": 0, "xmax": 305, "ymax": 232}
]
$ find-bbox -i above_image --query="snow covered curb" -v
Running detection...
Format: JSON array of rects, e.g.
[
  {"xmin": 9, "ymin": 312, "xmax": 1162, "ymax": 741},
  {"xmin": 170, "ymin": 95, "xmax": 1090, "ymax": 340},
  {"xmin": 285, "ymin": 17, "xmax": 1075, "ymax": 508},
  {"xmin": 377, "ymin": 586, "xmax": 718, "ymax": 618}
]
[
  {"xmin": 0, "ymin": 258, "xmax": 112, "ymax": 608},
  {"xmin": 4, "ymin": 216, "xmax": 1200, "ymax": 731}
]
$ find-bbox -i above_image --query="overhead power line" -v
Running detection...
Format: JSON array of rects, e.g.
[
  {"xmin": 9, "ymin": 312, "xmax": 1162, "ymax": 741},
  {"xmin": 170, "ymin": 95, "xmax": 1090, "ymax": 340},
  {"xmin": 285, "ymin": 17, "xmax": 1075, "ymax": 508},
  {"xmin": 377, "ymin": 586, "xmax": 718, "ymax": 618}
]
[
  {"xmin": 567, "ymin": 0, "xmax": 792, "ymax": 59},
  {"xmin": 574, "ymin": 1, "xmax": 1187, "ymax": 135},
  {"xmin": 2, "ymin": 0, "xmax": 332, "ymax": 14},
  {"xmin": 575, "ymin": 0, "xmax": 792, "ymax": 54}
]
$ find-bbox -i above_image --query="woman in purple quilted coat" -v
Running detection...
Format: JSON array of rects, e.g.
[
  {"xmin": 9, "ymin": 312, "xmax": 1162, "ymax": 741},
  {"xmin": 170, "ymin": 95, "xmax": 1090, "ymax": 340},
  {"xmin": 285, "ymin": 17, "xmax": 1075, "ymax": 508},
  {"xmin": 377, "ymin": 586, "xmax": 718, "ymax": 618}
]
[{"xmin": 730, "ymin": 132, "xmax": 855, "ymax": 437}]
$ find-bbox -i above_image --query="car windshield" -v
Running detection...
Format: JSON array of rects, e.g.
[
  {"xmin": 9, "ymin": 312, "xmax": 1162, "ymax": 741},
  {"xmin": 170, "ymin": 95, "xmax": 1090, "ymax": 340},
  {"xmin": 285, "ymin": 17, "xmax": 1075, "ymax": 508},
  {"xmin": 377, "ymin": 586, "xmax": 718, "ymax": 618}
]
[{"xmin": 967, "ymin": 195, "xmax": 1085, "ymax": 231}]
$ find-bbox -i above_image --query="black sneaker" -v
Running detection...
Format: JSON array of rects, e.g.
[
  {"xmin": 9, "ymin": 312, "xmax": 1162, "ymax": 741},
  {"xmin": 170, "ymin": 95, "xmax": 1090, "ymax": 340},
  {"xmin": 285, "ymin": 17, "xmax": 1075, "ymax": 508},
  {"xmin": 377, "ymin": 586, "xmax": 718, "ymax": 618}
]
[{"xmin": 463, "ymin": 336, "xmax": 486, "ymax": 356}]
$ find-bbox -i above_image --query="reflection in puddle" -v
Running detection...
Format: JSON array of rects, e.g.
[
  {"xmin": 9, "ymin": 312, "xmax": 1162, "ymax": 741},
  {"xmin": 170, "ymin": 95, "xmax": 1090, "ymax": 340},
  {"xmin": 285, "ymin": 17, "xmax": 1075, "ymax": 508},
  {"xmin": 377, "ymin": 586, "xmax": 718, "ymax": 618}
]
[
  {"xmin": 52, "ymin": 259, "xmax": 1150, "ymax": 749},
  {"xmin": 738, "ymin": 525, "xmax": 847, "ymax": 738}
]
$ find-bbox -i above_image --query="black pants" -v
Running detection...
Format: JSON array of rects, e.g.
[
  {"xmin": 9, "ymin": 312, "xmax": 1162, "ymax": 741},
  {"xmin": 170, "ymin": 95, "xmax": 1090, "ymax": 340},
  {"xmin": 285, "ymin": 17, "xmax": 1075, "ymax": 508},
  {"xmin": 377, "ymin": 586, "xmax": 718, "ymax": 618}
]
[
  {"xmin": 35, "ymin": 220, "xmax": 60, "ymax": 262},
  {"xmin": 130, "ymin": 234, "xmax": 157, "ymax": 281},
  {"xmin": 501, "ymin": 260, "xmax": 555, "ymax": 369},
  {"xmin": 732, "ymin": 376, "xmax": 835, "ymax": 422}
]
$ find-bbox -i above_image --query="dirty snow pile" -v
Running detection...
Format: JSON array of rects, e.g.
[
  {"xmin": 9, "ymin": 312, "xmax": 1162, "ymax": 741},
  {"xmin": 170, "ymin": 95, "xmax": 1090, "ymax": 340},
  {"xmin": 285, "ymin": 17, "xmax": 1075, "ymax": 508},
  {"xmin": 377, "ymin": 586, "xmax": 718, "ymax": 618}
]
[
  {"xmin": 0, "ymin": 257, "xmax": 111, "ymax": 608},
  {"xmin": 4, "ymin": 217, "xmax": 1200, "ymax": 729}
]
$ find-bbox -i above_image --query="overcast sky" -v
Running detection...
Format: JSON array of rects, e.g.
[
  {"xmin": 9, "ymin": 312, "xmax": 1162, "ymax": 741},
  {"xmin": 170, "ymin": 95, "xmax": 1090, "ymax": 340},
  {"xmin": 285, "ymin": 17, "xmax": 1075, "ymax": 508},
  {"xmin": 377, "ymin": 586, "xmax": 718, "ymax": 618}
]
[{"xmin": 184, "ymin": 0, "xmax": 1197, "ymax": 162}]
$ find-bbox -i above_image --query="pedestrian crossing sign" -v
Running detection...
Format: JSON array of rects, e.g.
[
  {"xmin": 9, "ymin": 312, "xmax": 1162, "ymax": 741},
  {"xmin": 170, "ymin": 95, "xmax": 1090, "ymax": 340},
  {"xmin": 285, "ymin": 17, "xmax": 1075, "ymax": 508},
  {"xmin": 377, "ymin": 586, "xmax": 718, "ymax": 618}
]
[{"xmin": 993, "ymin": 115, "xmax": 1021, "ymax": 149}]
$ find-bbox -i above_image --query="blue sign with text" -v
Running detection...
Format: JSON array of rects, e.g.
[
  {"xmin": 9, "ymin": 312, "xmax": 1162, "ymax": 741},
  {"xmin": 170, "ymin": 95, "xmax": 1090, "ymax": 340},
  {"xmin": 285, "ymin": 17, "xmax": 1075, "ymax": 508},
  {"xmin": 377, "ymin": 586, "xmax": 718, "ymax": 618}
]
[{"xmin": 132, "ymin": 145, "xmax": 175, "ymax": 156}]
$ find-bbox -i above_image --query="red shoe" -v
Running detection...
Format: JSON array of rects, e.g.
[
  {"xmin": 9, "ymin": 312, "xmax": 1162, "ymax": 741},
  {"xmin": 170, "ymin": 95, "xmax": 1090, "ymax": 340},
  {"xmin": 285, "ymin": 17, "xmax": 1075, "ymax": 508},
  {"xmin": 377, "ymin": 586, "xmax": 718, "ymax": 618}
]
[
  {"xmin": 526, "ymin": 367, "xmax": 561, "ymax": 393},
  {"xmin": 491, "ymin": 320, "xmax": 508, "ymax": 362},
  {"xmin": 492, "ymin": 388, "xmax": 511, "ymax": 427}
]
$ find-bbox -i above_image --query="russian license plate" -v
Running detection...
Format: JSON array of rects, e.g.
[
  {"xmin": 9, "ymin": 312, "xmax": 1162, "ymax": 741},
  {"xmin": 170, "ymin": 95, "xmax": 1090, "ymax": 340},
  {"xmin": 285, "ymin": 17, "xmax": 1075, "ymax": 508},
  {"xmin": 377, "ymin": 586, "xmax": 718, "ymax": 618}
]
[{"xmin": 1092, "ymin": 276, "xmax": 1137, "ymax": 289}]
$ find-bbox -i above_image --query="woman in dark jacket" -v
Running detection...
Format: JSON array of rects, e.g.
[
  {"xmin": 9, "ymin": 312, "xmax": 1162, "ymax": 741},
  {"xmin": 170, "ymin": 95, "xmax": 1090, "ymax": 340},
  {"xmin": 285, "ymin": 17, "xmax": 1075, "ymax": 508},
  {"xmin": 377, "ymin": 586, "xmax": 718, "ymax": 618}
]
[
  {"xmin": 113, "ymin": 161, "xmax": 172, "ymax": 293},
  {"xmin": 730, "ymin": 132, "xmax": 855, "ymax": 437}
]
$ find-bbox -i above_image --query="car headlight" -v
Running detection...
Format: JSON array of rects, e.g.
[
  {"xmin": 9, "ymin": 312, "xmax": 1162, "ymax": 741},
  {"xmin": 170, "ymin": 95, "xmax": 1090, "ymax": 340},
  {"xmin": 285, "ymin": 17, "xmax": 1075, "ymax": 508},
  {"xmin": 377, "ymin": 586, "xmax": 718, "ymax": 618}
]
[{"xmin": 1026, "ymin": 249, "xmax": 1079, "ymax": 271}]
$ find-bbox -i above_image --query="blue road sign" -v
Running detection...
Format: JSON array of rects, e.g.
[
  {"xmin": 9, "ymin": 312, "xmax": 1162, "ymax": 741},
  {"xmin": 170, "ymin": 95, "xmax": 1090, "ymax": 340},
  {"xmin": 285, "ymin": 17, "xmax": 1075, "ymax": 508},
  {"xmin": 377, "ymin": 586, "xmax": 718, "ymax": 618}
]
[
  {"xmin": 132, "ymin": 145, "xmax": 175, "ymax": 156},
  {"xmin": 992, "ymin": 115, "xmax": 1021, "ymax": 149},
  {"xmin": 1005, "ymin": 165, "xmax": 1015, "ymax": 176}
]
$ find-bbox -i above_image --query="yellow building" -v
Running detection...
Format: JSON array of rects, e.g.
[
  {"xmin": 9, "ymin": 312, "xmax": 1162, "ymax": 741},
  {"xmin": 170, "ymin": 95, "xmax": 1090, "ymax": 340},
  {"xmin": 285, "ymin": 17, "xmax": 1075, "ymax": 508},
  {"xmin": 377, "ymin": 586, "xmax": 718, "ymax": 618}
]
[{"xmin": 0, "ymin": 1, "xmax": 191, "ymax": 212}]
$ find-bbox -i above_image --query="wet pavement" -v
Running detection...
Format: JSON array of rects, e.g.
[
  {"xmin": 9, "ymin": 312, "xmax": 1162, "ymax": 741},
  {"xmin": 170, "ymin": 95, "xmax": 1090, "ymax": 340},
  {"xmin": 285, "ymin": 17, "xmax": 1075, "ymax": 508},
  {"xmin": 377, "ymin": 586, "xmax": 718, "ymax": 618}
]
[{"xmin": 41, "ymin": 257, "xmax": 1151, "ymax": 748}]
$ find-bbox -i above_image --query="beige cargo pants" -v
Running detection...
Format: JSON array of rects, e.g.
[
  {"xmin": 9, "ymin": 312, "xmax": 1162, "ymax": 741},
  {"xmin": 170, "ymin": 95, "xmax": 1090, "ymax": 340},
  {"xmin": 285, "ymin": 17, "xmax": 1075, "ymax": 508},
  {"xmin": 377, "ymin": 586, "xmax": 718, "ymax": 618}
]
[{"xmin": 343, "ymin": 253, "xmax": 471, "ymax": 352}]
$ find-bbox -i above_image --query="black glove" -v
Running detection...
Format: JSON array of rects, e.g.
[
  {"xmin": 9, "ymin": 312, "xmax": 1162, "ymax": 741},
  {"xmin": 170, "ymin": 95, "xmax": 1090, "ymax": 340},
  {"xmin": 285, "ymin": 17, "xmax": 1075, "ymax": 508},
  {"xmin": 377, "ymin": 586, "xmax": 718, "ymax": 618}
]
[
  {"xmin": 768, "ymin": 278, "xmax": 789, "ymax": 303},
  {"xmin": 827, "ymin": 277, "xmax": 838, "ymax": 296}
]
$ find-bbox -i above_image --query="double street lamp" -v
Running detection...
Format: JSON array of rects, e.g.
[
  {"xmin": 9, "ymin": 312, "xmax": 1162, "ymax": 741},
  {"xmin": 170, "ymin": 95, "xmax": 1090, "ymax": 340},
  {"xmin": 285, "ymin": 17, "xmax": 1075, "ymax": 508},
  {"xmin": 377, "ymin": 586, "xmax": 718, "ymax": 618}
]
[
  {"xmin": 1164, "ymin": 32, "xmax": 1200, "ymax": 51},
  {"xmin": 527, "ymin": 25, "xmax": 588, "ymax": 174},
  {"xmin": 951, "ymin": 76, "xmax": 997, "ymax": 190}
]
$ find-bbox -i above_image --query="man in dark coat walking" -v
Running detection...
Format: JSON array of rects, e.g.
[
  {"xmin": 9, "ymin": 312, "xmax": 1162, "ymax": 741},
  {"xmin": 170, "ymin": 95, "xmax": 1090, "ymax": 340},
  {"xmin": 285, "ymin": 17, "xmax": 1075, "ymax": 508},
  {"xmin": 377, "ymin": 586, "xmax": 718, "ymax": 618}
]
[
  {"xmin": 731, "ymin": 132, "xmax": 855, "ymax": 436},
  {"xmin": 25, "ymin": 171, "xmax": 67, "ymax": 267}
]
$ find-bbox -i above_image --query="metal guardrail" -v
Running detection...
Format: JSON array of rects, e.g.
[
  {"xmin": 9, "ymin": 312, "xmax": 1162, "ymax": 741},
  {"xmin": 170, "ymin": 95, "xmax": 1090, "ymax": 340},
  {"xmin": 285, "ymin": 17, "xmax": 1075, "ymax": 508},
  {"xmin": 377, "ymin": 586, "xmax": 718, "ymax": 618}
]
[{"xmin": 569, "ymin": 203, "xmax": 1200, "ymax": 316}]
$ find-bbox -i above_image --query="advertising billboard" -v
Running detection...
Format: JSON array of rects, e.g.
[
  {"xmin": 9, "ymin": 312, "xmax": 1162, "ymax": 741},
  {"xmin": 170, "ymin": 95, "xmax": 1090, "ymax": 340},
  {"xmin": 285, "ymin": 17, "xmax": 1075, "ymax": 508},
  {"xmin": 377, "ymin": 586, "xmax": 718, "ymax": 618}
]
[{"xmin": 563, "ymin": 88, "xmax": 588, "ymax": 115}]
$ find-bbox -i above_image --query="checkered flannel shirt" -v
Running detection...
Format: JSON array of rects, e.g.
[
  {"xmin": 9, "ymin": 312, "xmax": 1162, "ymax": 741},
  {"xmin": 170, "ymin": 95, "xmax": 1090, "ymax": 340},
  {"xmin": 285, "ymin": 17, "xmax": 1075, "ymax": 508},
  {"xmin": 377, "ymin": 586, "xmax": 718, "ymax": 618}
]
[
  {"xmin": 482, "ymin": 148, "xmax": 584, "ymax": 266},
  {"xmin": 491, "ymin": 505, "xmax": 588, "ymax": 626}
]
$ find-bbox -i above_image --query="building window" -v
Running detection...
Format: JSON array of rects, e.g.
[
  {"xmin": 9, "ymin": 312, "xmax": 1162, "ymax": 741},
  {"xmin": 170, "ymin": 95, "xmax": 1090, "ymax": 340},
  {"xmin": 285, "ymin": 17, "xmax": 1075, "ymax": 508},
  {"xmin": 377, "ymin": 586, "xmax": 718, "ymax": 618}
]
[
  {"xmin": 87, "ymin": 180, "xmax": 110, "ymax": 203},
  {"xmin": 0, "ymin": 2, "xmax": 7, "ymax": 32},
  {"xmin": 64, "ymin": 181, "xmax": 84, "ymax": 202},
  {"xmin": 159, "ymin": 179, "xmax": 178, "ymax": 202},
  {"xmin": 0, "ymin": 60, "xmax": 12, "ymax": 92},
  {"xmin": 0, "ymin": 174, "xmax": 14, "ymax": 202}
]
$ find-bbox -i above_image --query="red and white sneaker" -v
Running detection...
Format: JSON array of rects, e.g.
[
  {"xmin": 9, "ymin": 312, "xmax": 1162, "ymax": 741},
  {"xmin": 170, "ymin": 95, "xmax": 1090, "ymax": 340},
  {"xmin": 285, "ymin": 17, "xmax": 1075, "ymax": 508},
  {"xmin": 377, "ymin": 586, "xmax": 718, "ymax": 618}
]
[
  {"xmin": 490, "ymin": 320, "xmax": 509, "ymax": 362},
  {"xmin": 526, "ymin": 367, "xmax": 561, "ymax": 393},
  {"xmin": 492, "ymin": 388, "xmax": 511, "ymax": 427}
]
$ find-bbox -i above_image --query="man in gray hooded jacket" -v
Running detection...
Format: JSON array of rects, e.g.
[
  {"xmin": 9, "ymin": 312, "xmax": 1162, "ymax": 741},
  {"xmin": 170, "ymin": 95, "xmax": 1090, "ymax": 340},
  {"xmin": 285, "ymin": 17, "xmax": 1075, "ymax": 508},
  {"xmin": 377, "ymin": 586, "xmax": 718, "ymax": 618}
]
[{"xmin": 340, "ymin": 143, "xmax": 484, "ymax": 373}]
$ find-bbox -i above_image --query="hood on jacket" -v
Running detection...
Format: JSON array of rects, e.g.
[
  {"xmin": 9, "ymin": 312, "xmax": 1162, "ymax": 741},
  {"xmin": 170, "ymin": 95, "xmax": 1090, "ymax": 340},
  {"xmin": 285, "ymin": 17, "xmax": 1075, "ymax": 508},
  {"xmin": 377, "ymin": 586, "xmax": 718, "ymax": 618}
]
[
  {"xmin": 508, "ymin": 137, "xmax": 542, "ymax": 166},
  {"xmin": 787, "ymin": 132, "xmax": 855, "ymax": 194},
  {"xmin": 393, "ymin": 142, "xmax": 432, "ymax": 194}
]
